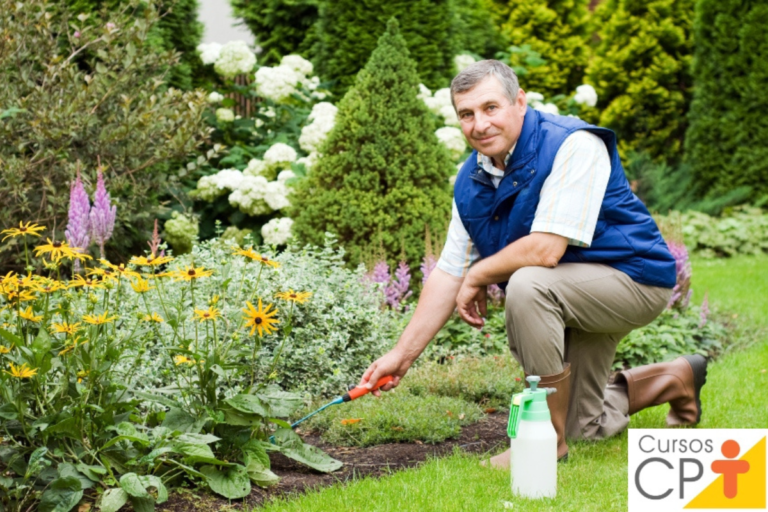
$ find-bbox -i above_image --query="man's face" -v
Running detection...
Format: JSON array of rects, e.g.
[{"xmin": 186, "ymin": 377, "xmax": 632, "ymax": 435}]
[{"xmin": 454, "ymin": 76, "xmax": 527, "ymax": 165}]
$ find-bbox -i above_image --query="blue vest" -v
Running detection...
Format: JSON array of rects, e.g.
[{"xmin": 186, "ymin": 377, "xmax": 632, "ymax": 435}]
[{"xmin": 454, "ymin": 107, "xmax": 676, "ymax": 289}]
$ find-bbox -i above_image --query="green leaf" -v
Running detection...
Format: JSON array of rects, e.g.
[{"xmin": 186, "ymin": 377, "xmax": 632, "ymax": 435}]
[
  {"xmin": 175, "ymin": 433, "xmax": 219, "ymax": 445},
  {"xmin": 256, "ymin": 387, "xmax": 303, "ymax": 417},
  {"xmin": 161, "ymin": 407, "xmax": 206, "ymax": 433},
  {"xmin": 242, "ymin": 442, "xmax": 278, "ymax": 488},
  {"xmin": 130, "ymin": 496, "xmax": 155, "ymax": 512},
  {"xmin": 224, "ymin": 394, "xmax": 270, "ymax": 416},
  {"xmin": 221, "ymin": 407, "xmax": 264, "ymax": 427},
  {"xmin": 99, "ymin": 488, "xmax": 129, "ymax": 512},
  {"xmin": 58, "ymin": 463, "xmax": 93, "ymax": 489},
  {"xmin": 32, "ymin": 329, "xmax": 52, "ymax": 364},
  {"xmin": 38, "ymin": 476, "xmax": 82, "ymax": 512},
  {"xmin": 273, "ymin": 428, "xmax": 342, "ymax": 473},
  {"xmin": 172, "ymin": 443, "xmax": 227, "ymax": 465},
  {"xmin": 46, "ymin": 417, "xmax": 80, "ymax": 440},
  {"xmin": 138, "ymin": 447, "xmax": 176, "ymax": 464},
  {"xmin": 134, "ymin": 391, "xmax": 182, "ymax": 410},
  {"xmin": 138, "ymin": 475, "xmax": 168, "ymax": 504},
  {"xmin": 119, "ymin": 473, "xmax": 149, "ymax": 498},
  {"xmin": 0, "ymin": 328, "xmax": 22, "ymax": 348},
  {"xmin": 200, "ymin": 464, "xmax": 251, "ymax": 499},
  {"xmin": 241, "ymin": 440, "xmax": 270, "ymax": 469},
  {"xmin": 101, "ymin": 434, "xmax": 151, "ymax": 450},
  {"xmin": 26, "ymin": 446, "xmax": 48, "ymax": 478},
  {"xmin": 0, "ymin": 403, "xmax": 17, "ymax": 420}
]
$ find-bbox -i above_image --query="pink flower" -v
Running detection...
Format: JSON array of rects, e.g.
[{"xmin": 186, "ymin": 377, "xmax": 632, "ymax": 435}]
[
  {"xmin": 89, "ymin": 171, "xmax": 116, "ymax": 259},
  {"xmin": 65, "ymin": 171, "xmax": 91, "ymax": 269},
  {"xmin": 74, "ymin": 31, "xmax": 81, "ymax": 38}
]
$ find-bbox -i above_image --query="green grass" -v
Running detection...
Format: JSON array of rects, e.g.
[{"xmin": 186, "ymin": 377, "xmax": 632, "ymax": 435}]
[{"xmin": 255, "ymin": 255, "xmax": 768, "ymax": 511}]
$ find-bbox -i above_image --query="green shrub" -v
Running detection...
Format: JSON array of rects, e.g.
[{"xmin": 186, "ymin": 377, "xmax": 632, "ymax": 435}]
[
  {"xmin": 0, "ymin": 0, "xmax": 208, "ymax": 269},
  {"xmin": 587, "ymin": 0, "xmax": 695, "ymax": 162},
  {"xmin": 451, "ymin": 0, "xmax": 507, "ymax": 59},
  {"xmin": 313, "ymin": 2, "xmax": 458, "ymax": 95},
  {"xmin": 306, "ymin": 392, "xmax": 483, "ymax": 447},
  {"xmin": 291, "ymin": 19, "xmax": 453, "ymax": 271},
  {"xmin": 230, "ymin": 0, "xmax": 319, "ymax": 66},
  {"xmin": 494, "ymin": 0, "xmax": 591, "ymax": 97},
  {"xmin": 656, "ymin": 208, "xmax": 768, "ymax": 258},
  {"xmin": 685, "ymin": 0, "xmax": 768, "ymax": 201}
]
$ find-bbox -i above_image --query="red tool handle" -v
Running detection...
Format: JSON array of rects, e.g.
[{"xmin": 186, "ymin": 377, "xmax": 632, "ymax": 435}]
[{"xmin": 343, "ymin": 376, "xmax": 394, "ymax": 402}]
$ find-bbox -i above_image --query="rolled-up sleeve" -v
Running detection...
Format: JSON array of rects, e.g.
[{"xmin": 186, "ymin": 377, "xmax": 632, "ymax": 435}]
[{"xmin": 436, "ymin": 200, "xmax": 481, "ymax": 277}]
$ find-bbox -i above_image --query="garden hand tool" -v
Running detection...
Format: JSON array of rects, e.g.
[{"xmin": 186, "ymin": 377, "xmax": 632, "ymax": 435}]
[{"xmin": 269, "ymin": 375, "xmax": 394, "ymax": 442}]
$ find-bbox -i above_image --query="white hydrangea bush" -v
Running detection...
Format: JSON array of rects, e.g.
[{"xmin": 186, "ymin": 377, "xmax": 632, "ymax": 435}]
[
  {"xmin": 255, "ymin": 54, "xmax": 326, "ymax": 103},
  {"xmin": 213, "ymin": 40, "xmax": 257, "ymax": 78},
  {"xmin": 261, "ymin": 216, "xmax": 294, "ymax": 245},
  {"xmin": 435, "ymin": 127, "xmax": 467, "ymax": 161}
]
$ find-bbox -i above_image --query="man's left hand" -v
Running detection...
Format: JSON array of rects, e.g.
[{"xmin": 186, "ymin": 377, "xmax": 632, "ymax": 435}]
[{"xmin": 456, "ymin": 277, "xmax": 487, "ymax": 329}]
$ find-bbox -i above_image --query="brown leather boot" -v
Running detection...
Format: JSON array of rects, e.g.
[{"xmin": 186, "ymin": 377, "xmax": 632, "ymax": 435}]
[
  {"xmin": 528, "ymin": 363, "xmax": 571, "ymax": 461},
  {"xmin": 617, "ymin": 355, "xmax": 707, "ymax": 426}
]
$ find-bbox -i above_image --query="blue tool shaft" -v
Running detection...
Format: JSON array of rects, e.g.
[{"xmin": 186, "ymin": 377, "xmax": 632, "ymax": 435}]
[{"xmin": 269, "ymin": 396, "xmax": 344, "ymax": 444}]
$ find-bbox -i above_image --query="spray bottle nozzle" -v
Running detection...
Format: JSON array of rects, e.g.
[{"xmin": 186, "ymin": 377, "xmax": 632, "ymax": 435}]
[{"xmin": 526, "ymin": 375, "xmax": 541, "ymax": 391}]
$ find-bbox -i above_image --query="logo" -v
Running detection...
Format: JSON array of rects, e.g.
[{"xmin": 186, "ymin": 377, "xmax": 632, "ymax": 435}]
[{"xmin": 629, "ymin": 429, "xmax": 767, "ymax": 511}]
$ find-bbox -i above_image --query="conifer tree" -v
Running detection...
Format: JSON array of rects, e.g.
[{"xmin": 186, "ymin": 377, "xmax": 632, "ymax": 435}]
[
  {"xmin": 495, "ymin": 0, "xmax": 591, "ymax": 97},
  {"xmin": 313, "ymin": 1, "xmax": 458, "ymax": 95},
  {"xmin": 291, "ymin": 19, "xmax": 453, "ymax": 271},
  {"xmin": 685, "ymin": 0, "xmax": 768, "ymax": 200},
  {"xmin": 587, "ymin": 0, "xmax": 695, "ymax": 162},
  {"xmin": 230, "ymin": 0, "xmax": 319, "ymax": 66}
]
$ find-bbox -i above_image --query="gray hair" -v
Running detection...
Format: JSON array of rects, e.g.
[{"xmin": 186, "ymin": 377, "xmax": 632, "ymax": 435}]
[{"xmin": 450, "ymin": 60, "xmax": 519, "ymax": 109}]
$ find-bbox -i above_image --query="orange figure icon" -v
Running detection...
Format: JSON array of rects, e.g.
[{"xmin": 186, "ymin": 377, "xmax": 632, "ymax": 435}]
[{"xmin": 711, "ymin": 440, "xmax": 751, "ymax": 499}]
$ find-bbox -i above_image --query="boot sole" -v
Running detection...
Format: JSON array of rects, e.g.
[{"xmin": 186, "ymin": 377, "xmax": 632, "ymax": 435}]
[{"xmin": 682, "ymin": 355, "xmax": 708, "ymax": 425}]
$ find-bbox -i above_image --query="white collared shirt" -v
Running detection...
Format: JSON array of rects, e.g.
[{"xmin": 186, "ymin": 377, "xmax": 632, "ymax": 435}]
[{"xmin": 436, "ymin": 130, "xmax": 611, "ymax": 278}]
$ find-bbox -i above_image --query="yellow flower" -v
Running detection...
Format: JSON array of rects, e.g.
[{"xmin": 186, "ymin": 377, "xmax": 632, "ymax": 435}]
[
  {"xmin": 2, "ymin": 289, "xmax": 36, "ymax": 304},
  {"xmin": 171, "ymin": 265, "xmax": 214, "ymax": 281},
  {"xmin": 242, "ymin": 299, "xmax": 279, "ymax": 337},
  {"xmin": 98, "ymin": 260, "xmax": 141, "ymax": 280},
  {"xmin": 82, "ymin": 311, "xmax": 118, "ymax": 325},
  {"xmin": 193, "ymin": 307, "xmax": 220, "ymax": 322},
  {"xmin": 51, "ymin": 322, "xmax": 81, "ymax": 335},
  {"xmin": 232, "ymin": 247, "xmax": 260, "ymax": 260},
  {"xmin": 77, "ymin": 370, "xmax": 89, "ymax": 383},
  {"xmin": 5, "ymin": 362, "xmax": 38, "ymax": 379},
  {"xmin": 130, "ymin": 277, "xmax": 154, "ymax": 294},
  {"xmin": 0, "ymin": 345, "xmax": 11, "ymax": 354},
  {"xmin": 34, "ymin": 239, "xmax": 90, "ymax": 262},
  {"xmin": 209, "ymin": 295, "xmax": 220, "ymax": 306},
  {"xmin": 31, "ymin": 278, "xmax": 65, "ymax": 294},
  {"xmin": 1, "ymin": 221, "xmax": 45, "ymax": 242},
  {"xmin": 87, "ymin": 266, "xmax": 118, "ymax": 281},
  {"xmin": 275, "ymin": 289, "xmax": 313, "ymax": 304},
  {"xmin": 142, "ymin": 312, "xmax": 164, "ymax": 323},
  {"xmin": 18, "ymin": 306, "xmax": 43, "ymax": 323},
  {"xmin": 58, "ymin": 336, "xmax": 87, "ymax": 356},
  {"xmin": 174, "ymin": 355, "xmax": 195, "ymax": 366},
  {"xmin": 129, "ymin": 253, "xmax": 174, "ymax": 267},
  {"xmin": 68, "ymin": 274, "xmax": 104, "ymax": 290}
]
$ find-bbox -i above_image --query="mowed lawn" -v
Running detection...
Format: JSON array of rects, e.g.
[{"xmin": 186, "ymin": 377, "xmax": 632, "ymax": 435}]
[{"xmin": 255, "ymin": 255, "xmax": 768, "ymax": 512}]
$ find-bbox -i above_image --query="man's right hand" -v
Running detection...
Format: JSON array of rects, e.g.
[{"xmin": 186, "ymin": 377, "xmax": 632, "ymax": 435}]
[{"xmin": 359, "ymin": 349, "xmax": 412, "ymax": 397}]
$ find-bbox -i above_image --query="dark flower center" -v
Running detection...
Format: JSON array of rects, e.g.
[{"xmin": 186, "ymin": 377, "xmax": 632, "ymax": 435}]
[
  {"xmin": 261, "ymin": 257, "xmax": 269, "ymax": 262},
  {"xmin": 255, "ymin": 317, "xmax": 263, "ymax": 324},
  {"xmin": 19, "ymin": 227, "xmax": 27, "ymax": 232},
  {"xmin": 204, "ymin": 312, "xmax": 210, "ymax": 318},
  {"xmin": 188, "ymin": 270, "xmax": 196, "ymax": 276},
  {"xmin": 53, "ymin": 241, "xmax": 62, "ymax": 248},
  {"xmin": 290, "ymin": 294, "xmax": 297, "ymax": 299}
]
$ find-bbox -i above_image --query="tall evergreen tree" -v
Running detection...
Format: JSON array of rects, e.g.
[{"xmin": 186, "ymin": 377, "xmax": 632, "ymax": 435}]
[
  {"xmin": 587, "ymin": 0, "xmax": 695, "ymax": 162},
  {"xmin": 230, "ymin": 0, "xmax": 319, "ymax": 66},
  {"xmin": 685, "ymin": 0, "xmax": 768, "ymax": 201},
  {"xmin": 494, "ymin": 0, "xmax": 591, "ymax": 97},
  {"xmin": 313, "ymin": 1, "xmax": 458, "ymax": 95},
  {"xmin": 451, "ymin": 0, "xmax": 507, "ymax": 59},
  {"xmin": 291, "ymin": 19, "xmax": 453, "ymax": 271}
]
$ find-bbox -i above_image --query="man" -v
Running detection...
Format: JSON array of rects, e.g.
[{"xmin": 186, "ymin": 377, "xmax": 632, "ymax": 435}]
[{"xmin": 359, "ymin": 60, "xmax": 707, "ymax": 466}]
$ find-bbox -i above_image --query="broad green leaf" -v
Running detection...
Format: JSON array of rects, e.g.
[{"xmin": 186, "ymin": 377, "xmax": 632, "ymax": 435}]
[
  {"xmin": 243, "ymin": 452, "xmax": 279, "ymax": 488},
  {"xmin": 241, "ymin": 440, "xmax": 270, "ymax": 469},
  {"xmin": 172, "ymin": 443, "xmax": 227, "ymax": 465},
  {"xmin": 225, "ymin": 394, "xmax": 270, "ymax": 416},
  {"xmin": 134, "ymin": 391, "xmax": 181, "ymax": 410},
  {"xmin": 99, "ymin": 488, "xmax": 129, "ymax": 512},
  {"xmin": 130, "ymin": 496, "xmax": 155, "ymax": 512},
  {"xmin": 138, "ymin": 475, "xmax": 168, "ymax": 504},
  {"xmin": 47, "ymin": 418, "xmax": 80, "ymax": 440},
  {"xmin": 58, "ymin": 462, "xmax": 93, "ymax": 489},
  {"xmin": 101, "ymin": 434, "xmax": 151, "ymax": 450},
  {"xmin": 0, "ymin": 328, "xmax": 22, "ymax": 348},
  {"xmin": 274, "ymin": 428, "xmax": 342, "ymax": 473},
  {"xmin": 119, "ymin": 473, "xmax": 149, "ymax": 498},
  {"xmin": 0, "ymin": 403, "xmax": 17, "ymax": 420},
  {"xmin": 221, "ymin": 407, "xmax": 264, "ymax": 427},
  {"xmin": 38, "ymin": 476, "xmax": 82, "ymax": 512},
  {"xmin": 201, "ymin": 464, "xmax": 251, "ymax": 499},
  {"xmin": 256, "ymin": 387, "xmax": 303, "ymax": 417},
  {"xmin": 268, "ymin": 418, "xmax": 292, "ymax": 429},
  {"xmin": 26, "ymin": 446, "xmax": 48, "ymax": 478},
  {"xmin": 32, "ymin": 329, "xmax": 52, "ymax": 364},
  {"xmin": 161, "ymin": 407, "xmax": 206, "ymax": 433},
  {"xmin": 176, "ymin": 433, "xmax": 219, "ymax": 445},
  {"xmin": 138, "ymin": 447, "xmax": 176, "ymax": 464}
]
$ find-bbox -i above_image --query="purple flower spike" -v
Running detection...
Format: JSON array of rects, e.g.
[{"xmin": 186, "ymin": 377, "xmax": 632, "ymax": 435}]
[
  {"xmin": 666, "ymin": 241, "xmax": 692, "ymax": 311},
  {"xmin": 699, "ymin": 292, "xmax": 710, "ymax": 328},
  {"xmin": 369, "ymin": 261, "xmax": 390, "ymax": 285},
  {"xmin": 89, "ymin": 171, "xmax": 117, "ymax": 258},
  {"xmin": 420, "ymin": 255, "xmax": 437, "ymax": 285},
  {"xmin": 386, "ymin": 261, "xmax": 412, "ymax": 310},
  {"xmin": 65, "ymin": 172, "xmax": 91, "ymax": 270}
]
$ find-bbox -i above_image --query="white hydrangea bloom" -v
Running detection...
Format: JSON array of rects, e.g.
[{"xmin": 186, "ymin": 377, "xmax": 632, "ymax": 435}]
[
  {"xmin": 261, "ymin": 217, "xmax": 294, "ymax": 245},
  {"xmin": 297, "ymin": 153, "xmax": 319, "ymax": 171},
  {"xmin": 277, "ymin": 170, "xmax": 296, "ymax": 183},
  {"xmin": 435, "ymin": 126, "xmax": 467, "ymax": 161},
  {"xmin": 308, "ymin": 102, "xmax": 337, "ymax": 122},
  {"xmin": 417, "ymin": 83, "xmax": 432, "ymax": 102},
  {"xmin": 255, "ymin": 65, "xmax": 302, "ymax": 103},
  {"xmin": 534, "ymin": 102, "xmax": 559, "ymax": 115},
  {"xmin": 197, "ymin": 42, "xmax": 222, "ymax": 65},
  {"xmin": 423, "ymin": 96, "xmax": 443, "ymax": 115},
  {"xmin": 440, "ymin": 105, "xmax": 460, "ymax": 127},
  {"xmin": 215, "ymin": 108, "xmax": 235, "ymax": 123},
  {"xmin": 194, "ymin": 169, "xmax": 244, "ymax": 202},
  {"xmin": 434, "ymin": 88, "xmax": 452, "ymax": 105},
  {"xmin": 264, "ymin": 180, "xmax": 291, "ymax": 210},
  {"xmin": 264, "ymin": 143, "xmax": 297, "ymax": 168},
  {"xmin": 573, "ymin": 84, "xmax": 598, "ymax": 107},
  {"xmin": 244, "ymin": 158, "xmax": 268, "ymax": 177},
  {"xmin": 214, "ymin": 40, "xmax": 256, "ymax": 78},
  {"xmin": 454, "ymin": 54, "xmax": 476, "ymax": 73},
  {"xmin": 280, "ymin": 54, "xmax": 313, "ymax": 78},
  {"xmin": 228, "ymin": 175, "xmax": 271, "ymax": 215},
  {"xmin": 207, "ymin": 91, "xmax": 224, "ymax": 104},
  {"xmin": 525, "ymin": 91, "xmax": 545, "ymax": 104},
  {"xmin": 214, "ymin": 169, "xmax": 245, "ymax": 190},
  {"xmin": 299, "ymin": 103, "xmax": 337, "ymax": 154},
  {"xmin": 307, "ymin": 75, "xmax": 320, "ymax": 91}
]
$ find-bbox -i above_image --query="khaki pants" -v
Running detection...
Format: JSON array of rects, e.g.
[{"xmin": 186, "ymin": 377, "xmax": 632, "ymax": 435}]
[{"xmin": 504, "ymin": 263, "xmax": 672, "ymax": 441}]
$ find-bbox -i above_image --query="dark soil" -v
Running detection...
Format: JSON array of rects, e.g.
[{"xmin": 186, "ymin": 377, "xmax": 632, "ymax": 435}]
[{"xmin": 157, "ymin": 412, "xmax": 509, "ymax": 511}]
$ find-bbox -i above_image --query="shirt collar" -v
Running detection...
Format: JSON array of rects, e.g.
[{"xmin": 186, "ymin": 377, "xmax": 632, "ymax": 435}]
[{"xmin": 477, "ymin": 143, "xmax": 516, "ymax": 178}]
